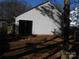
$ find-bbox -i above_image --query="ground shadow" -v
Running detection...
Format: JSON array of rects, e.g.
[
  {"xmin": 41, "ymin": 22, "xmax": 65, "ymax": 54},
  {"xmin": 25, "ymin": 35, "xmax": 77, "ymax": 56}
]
[{"xmin": 0, "ymin": 33, "xmax": 9, "ymax": 58}]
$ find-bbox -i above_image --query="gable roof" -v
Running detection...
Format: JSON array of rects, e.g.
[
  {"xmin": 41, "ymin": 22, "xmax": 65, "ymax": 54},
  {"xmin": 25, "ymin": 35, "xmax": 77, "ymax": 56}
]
[
  {"xmin": 16, "ymin": 1, "xmax": 50, "ymax": 17},
  {"xmin": 17, "ymin": 1, "xmax": 62, "ymax": 18}
]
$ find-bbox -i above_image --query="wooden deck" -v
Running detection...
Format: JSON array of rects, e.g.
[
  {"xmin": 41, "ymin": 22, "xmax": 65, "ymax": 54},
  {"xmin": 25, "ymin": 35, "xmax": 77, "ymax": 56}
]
[{"xmin": 1, "ymin": 35, "xmax": 77, "ymax": 59}]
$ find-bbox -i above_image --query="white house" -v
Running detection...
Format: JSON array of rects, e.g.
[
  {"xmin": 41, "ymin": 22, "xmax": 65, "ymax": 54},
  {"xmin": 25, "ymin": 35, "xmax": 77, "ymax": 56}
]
[{"xmin": 15, "ymin": 2, "xmax": 62, "ymax": 35}]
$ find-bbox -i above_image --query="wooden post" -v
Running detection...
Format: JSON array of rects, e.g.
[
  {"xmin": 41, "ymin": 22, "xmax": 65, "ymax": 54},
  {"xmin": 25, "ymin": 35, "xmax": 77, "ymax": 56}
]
[
  {"xmin": 62, "ymin": 0, "xmax": 70, "ymax": 50},
  {"xmin": 61, "ymin": 0, "xmax": 70, "ymax": 59}
]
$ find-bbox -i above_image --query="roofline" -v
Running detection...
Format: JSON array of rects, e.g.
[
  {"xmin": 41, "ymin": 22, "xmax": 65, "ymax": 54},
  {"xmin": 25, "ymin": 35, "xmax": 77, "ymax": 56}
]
[{"xmin": 16, "ymin": 0, "xmax": 50, "ymax": 17}]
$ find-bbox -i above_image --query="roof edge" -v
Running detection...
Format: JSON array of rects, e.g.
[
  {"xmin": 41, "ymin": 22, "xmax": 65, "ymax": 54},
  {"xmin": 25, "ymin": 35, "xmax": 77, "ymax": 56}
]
[{"xmin": 16, "ymin": 0, "xmax": 50, "ymax": 17}]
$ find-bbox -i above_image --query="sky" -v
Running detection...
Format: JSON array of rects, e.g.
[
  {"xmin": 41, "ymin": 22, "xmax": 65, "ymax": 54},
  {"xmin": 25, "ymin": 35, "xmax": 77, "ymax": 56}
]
[
  {"xmin": 51, "ymin": 0, "xmax": 79, "ymax": 11},
  {"xmin": 25, "ymin": 0, "xmax": 49, "ymax": 7},
  {"xmin": 0, "ymin": 0, "xmax": 49, "ymax": 7},
  {"xmin": 0, "ymin": 0, "xmax": 79, "ymax": 11},
  {"xmin": 50, "ymin": 0, "xmax": 64, "ymax": 12},
  {"xmin": 25, "ymin": 0, "xmax": 79, "ymax": 11}
]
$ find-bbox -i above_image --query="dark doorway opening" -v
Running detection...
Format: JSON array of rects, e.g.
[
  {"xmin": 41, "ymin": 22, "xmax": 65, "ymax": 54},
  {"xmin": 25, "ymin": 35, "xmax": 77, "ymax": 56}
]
[{"xmin": 19, "ymin": 20, "xmax": 33, "ymax": 36}]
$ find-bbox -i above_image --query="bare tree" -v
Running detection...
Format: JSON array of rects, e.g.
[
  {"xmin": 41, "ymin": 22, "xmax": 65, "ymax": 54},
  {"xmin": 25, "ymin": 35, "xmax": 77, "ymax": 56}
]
[
  {"xmin": 0, "ymin": 0, "xmax": 32, "ymax": 35},
  {"xmin": 0, "ymin": 0, "xmax": 31, "ymax": 18}
]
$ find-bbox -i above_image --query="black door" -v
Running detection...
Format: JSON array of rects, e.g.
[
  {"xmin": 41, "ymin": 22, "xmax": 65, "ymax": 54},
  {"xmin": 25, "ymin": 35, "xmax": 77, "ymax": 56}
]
[{"xmin": 19, "ymin": 20, "xmax": 32, "ymax": 36}]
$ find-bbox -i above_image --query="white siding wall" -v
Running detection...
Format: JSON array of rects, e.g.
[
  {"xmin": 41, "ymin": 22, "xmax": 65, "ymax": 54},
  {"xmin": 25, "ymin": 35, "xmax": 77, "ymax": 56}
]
[{"xmin": 15, "ymin": 9, "xmax": 61, "ymax": 35}]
